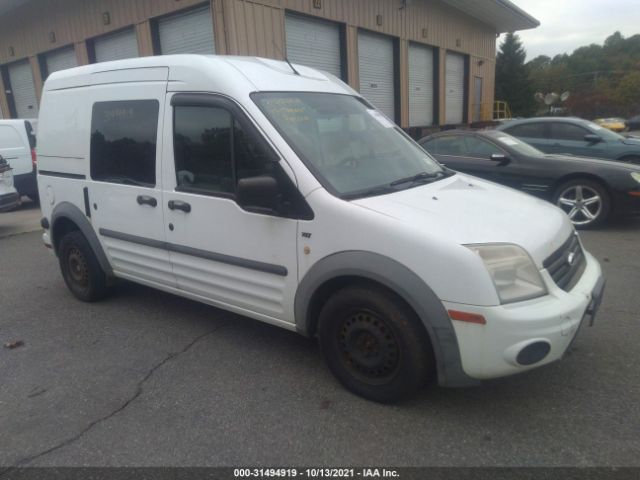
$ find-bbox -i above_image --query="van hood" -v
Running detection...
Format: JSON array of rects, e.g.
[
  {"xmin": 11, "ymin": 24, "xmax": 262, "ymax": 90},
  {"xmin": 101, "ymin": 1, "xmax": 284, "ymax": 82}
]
[{"xmin": 352, "ymin": 174, "xmax": 574, "ymax": 267}]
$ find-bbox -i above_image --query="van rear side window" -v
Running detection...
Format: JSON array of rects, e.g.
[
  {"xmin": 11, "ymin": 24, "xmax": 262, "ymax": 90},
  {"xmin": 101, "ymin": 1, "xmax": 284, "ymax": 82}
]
[{"xmin": 90, "ymin": 100, "xmax": 159, "ymax": 187}]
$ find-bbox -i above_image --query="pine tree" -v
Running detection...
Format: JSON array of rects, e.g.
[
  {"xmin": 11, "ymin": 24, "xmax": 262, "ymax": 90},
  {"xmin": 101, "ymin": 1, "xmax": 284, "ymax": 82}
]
[{"xmin": 496, "ymin": 33, "xmax": 535, "ymax": 117}]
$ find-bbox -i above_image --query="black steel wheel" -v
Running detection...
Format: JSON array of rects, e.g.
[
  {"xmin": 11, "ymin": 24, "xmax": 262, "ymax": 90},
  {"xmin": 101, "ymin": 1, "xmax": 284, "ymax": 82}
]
[
  {"xmin": 58, "ymin": 231, "xmax": 109, "ymax": 302},
  {"xmin": 318, "ymin": 283, "xmax": 434, "ymax": 403}
]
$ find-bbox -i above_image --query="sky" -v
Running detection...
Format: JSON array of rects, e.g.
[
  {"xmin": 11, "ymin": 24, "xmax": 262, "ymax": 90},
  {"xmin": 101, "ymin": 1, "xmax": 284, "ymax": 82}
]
[{"xmin": 503, "ymin": 0, "xmax": 640, "ymax": 60}]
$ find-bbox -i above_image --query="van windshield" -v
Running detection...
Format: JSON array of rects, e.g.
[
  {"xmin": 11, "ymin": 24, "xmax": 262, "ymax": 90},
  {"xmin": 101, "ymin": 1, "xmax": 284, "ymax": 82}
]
[{"xmin": 252, "ymin": 92, "xmax": 447, "ymax": 198}]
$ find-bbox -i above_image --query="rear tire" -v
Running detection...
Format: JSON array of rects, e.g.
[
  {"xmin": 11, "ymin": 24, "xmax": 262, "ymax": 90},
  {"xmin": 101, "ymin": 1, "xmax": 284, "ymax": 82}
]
[
  {"xmin": 318, "ymin": 284, "xmax": 434, "ymax": 403},
  {"xmin": 553, "ymin": 179, "xmax": 610, "ymax": 229},
  {"xmin": 58, "ymin": 231, "xmax": 109, "ymax": 302}
]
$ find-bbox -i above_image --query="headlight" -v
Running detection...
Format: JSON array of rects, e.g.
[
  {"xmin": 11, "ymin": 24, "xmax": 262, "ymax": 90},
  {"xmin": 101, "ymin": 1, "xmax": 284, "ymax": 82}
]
[
  {"xmin": 466, "ymin": 244, "xmax": 547, "ymax": 304},
  {"xmin": 631, "ymin": 172, "xmax": 640, "ymax": 184}
]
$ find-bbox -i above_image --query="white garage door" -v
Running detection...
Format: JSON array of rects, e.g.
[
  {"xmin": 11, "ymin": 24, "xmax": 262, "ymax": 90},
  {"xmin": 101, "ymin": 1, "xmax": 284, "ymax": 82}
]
[
  {"xmin": 358, "ymin": 31, "xmax": 395, "ymax": 121},
  {"xmin": 408, "ymin": 43, "xmax": 435, "ymax": 127},
  {"xmin": 285, "ymin": 14, "xmax": 342, "ymax": 79},
  {"xmin": 8, "ymin": 60, "xmax": 38, "ymax": 118},
  {"xmin": 158, "ymin": 6, "xmax": 215, "ymax": 55},
  {"xmin": 445, "ymin": 52, "xmax": 465, "ymax": 124},
  {"xmin": 94, "ymin": 28, "xmax": 139, "ymax": 63},
  {"xmin": 45, "ymin": 46, "xmax": 78, "ymax": 76}
]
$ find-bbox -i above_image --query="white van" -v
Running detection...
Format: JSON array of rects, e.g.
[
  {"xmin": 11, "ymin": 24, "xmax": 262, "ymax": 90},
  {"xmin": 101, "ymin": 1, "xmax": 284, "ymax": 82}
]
[
  {"xmin": 37, "ymin": 55, "xmax": 605, "ymax": 402},
  {"xmin": 0, "ymin": 119, "xmax": 38, "ymax": 201}
]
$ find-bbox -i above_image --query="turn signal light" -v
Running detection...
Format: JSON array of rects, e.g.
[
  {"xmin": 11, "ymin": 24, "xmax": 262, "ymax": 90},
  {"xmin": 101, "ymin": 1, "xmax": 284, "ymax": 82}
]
[{"xmin": 448, "ymin": 310, "xmax": 486, "ymax": 325}]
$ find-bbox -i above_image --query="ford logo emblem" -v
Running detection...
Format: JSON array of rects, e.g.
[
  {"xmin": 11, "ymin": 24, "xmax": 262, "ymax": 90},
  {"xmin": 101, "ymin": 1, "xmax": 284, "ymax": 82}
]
[{"xmin": 567, "ymin": 252, "xmax": 576, "ymax": 266}]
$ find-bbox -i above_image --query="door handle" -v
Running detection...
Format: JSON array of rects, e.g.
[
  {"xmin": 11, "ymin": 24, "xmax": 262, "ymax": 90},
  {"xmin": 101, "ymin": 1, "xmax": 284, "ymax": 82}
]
[
  {"xmin": 137, "ymin": 195, "xmax": 157, "ymax": 207},
  {"xmin": 168, "ymin": 200, "xmax": 191, "ymax": 213}
]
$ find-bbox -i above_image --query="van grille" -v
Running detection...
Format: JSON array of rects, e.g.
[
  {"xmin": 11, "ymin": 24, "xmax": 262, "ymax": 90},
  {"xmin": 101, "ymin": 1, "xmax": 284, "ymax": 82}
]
[{"xmin": 543, "ymin": 233, "xmax": 586, "ymax": 292}]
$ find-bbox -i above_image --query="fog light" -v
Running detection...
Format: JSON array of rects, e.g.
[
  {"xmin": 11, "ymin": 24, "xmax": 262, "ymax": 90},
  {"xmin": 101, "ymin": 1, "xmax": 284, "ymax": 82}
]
[{"xmin": 516, "ymin": 341, "xmax": 551, "ymax": 366}]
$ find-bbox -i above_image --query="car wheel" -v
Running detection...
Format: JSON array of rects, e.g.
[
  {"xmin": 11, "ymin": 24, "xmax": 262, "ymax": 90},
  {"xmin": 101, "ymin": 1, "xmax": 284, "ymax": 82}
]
[
  {"xmin": 620, "ymin": 156, "xmax": 640, "ymax": 165},
  {"xmin": 554, "ymin": 179, "xmax": 610, "ymax": 229},
  {"xmin": 58, "ymin": 231, "xmax": 109, "ymax": 302},
  {"xmin": 318, "ymin": 284, "xmax": 434, "ymax": 403}
]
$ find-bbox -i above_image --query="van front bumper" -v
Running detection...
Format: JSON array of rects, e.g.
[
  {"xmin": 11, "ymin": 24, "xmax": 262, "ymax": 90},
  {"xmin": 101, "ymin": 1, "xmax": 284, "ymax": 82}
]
[{"xmin": 443, "ymin": 251, "xmax": 604, "ymax": 380}]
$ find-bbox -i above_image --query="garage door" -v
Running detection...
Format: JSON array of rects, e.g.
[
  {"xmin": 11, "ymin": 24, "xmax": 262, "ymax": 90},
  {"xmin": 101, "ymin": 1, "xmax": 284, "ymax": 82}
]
[
  {"xmin": 44, "ymin": 46, "xmax": 77, "ymax": 76},
  {"xmin": 8, "ymin": 60, "xmax": 38, "ymax": 118},
  {"xmin": 158, "ymin": 6, "xmax": 215, "ymax": 55},
  {"xmin": 94, "ymin": 28, "xmax": 139, "ymax": 63},
  {"xmin": 445, "ymin": 52, "xmax": 465, "ymax": 124},
  {"xmin": 408, "ymin": 43, "xmax": 435, "ymax": 127},
  {"xmin": 285, "ymin": 14, "xmax": 342, "ymax": 79},
  {"xmin": 358, "ymin": 31, "xmax": 395, "ymax": 121}
]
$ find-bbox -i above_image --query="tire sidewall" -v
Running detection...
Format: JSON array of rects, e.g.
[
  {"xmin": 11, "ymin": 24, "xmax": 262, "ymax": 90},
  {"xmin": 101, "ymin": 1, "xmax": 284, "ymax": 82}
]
[
  {"xmin": 318, "ymin": 285, "xmax": 433, "ymax": 403},
  {"xmin": 58, "ymin": 231, "xmax": 107, "ymax": 302}
]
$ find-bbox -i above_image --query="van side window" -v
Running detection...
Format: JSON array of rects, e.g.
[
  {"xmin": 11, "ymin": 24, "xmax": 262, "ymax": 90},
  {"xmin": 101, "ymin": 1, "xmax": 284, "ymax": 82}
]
[
  {"xmin": 174, "ymin": 106, "xmax": 235, "ymax": 194},
  {"xmin": 90, "ymin": 100, "xmax": 159, "ymax": 187},
  {"xmin": 173, "ymin": 106, "xmax": 277, "ymax": 195}
]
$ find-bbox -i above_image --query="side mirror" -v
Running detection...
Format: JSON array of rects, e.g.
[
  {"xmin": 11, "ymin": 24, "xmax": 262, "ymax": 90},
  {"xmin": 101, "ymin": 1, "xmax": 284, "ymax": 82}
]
[
  {"xmin": 237, "ymin": 175, "xmax": 279, "ymax": 215},
  {"xmin": 584, "ymin": 134, "xmax": 602, "ymax": 143},
  {"xmin": 490, "ymin": 153, "xmax": 510, "ymax": 164}
]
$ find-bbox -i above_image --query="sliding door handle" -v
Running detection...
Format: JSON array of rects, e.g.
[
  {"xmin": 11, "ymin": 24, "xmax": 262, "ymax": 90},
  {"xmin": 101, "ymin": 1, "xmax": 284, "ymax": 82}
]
[
  {"xmin": 137, "ymin": 195, "xmax": 157, "ymax": 207},
  {"xmin": 168, "ymin": 200, "xmax": 191, "ymax": 213}
]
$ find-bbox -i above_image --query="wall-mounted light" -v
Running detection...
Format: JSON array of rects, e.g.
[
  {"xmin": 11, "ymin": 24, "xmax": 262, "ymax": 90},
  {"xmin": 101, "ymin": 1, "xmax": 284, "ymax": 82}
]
[
  {"xmin": 49, "ymin": 31, "xmax": 56, "ymax": 43},
  {"xmin": 8, "ymin": 46, "xmax": 14, "ymax": 57},
  {"xmin": 376, "ymin": 14, "xmax": 383, "ymax": 26},
  {"xmin": 456, "ymin": 38, "xmax": 461, "ymax": 48},
  {"xmin": 478, "ymin": 60, "xmax": 485, "ymax": 66},
  {"xmin": 422, "ymin": 28, "xmax": 428, "ymax": 38},
  {"xmin": 102, "ymin": 12, "xmax": 110, "ymax": 25},
  {"xmin": 313, "ymin": 0, "xmax": 321, "ymax": 8}
]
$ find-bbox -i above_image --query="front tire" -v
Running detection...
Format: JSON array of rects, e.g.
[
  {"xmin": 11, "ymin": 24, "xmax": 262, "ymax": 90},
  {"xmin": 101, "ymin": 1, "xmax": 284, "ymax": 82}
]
[
  {"xmin": 318, "ymin": 284, "xmax": 434, "ymax": 403},
  {"xmin": 58, "ymin": 231, "xmax": 109, "ymax": 302},
  {"xmin": 554, "ymin": 179, "xmax": 610, "ymax": 229}
]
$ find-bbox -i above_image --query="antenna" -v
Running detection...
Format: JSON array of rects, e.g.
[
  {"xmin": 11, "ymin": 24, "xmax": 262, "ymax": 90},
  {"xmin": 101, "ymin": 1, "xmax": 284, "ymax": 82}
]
[
  {"xmin": 272, "ymin": 39, "xmax": 301, "ymax": 76},
  {"xmin": 285, "ymin": 57, "xmax": 301, "ymax": 76}
]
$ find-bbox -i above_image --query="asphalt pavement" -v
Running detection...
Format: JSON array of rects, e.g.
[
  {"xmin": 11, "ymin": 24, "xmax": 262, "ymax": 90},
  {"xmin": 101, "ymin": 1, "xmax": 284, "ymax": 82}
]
[{"xmin": 1, "ymin": 203, "xmax": 639, "ymax": 467}]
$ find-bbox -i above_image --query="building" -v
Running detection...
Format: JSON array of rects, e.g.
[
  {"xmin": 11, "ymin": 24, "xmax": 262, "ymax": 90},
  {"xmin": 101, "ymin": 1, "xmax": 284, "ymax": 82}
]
[{"xmin": 0, "ymin": 0, "xmax": 538, "ymax": 133}]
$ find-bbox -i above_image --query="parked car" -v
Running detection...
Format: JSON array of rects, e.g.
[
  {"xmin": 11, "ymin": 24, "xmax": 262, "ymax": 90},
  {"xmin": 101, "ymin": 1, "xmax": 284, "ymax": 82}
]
[
  {"xmin": 496, "ymin": 117, "xmax": 640, "ymax": 164},
  {"xmin": 0, "ymin": 119, "xmax": 38, "ymax": 201},
  {"xmin": 627, "ymin": 115, "xmax": 640, "ymax": 132},
  {"xmin": 0, "ymin": 155, "xmax": 20, "ymax": 212},
  {"xmin": 419, "ymin": 130, "xmax": 640, "ymax": 228},
  {"xmin": 593, "ymin": 117, "xmax": 627, "ymax": 133},
  {"xmin": 37, "ymin": 55, "xmax": 604, "ymax": 403}
]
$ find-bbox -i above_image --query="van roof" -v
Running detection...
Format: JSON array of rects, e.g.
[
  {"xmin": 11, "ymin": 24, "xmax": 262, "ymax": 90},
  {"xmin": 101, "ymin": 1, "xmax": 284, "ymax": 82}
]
[{"xmin": 44, "ymin": 54, "xmax": 355, "ymax": 97}]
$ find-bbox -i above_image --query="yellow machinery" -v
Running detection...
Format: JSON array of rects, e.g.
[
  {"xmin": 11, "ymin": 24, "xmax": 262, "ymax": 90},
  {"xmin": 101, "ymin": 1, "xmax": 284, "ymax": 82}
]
[{"xmin": 493, "ymin": 101, "xmax": 512, "ymax": 121}]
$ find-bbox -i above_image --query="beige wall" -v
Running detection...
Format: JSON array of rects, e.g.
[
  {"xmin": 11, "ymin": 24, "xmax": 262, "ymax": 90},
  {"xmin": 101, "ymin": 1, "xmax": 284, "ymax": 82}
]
[{"xmin": 0, "ymin": 0, "xmax": 497, "ymax": 126}]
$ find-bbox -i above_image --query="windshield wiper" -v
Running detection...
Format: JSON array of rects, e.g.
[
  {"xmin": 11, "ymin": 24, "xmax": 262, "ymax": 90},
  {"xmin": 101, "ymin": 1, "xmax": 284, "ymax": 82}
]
[
  {"xmin": 390, "ymin": 171, "xmax": 448, "ymax": 187},
  {"xmin": 342, "ymin": 185, "xmax": 398, "ymax": 200}
]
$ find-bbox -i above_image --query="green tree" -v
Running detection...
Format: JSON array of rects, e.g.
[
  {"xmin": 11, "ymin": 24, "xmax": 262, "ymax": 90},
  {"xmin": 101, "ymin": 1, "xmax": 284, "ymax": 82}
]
[{"xmin": 496, "ymin": 33, "xmax": 535, "ymax": 116}]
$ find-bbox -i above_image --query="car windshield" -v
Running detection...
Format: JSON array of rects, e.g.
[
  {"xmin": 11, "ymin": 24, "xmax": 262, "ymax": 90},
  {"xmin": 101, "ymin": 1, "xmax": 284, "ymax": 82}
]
[
  {"xmin": 252, "ymin": 92, "xmax": 446, "ymax": 198},
  {"xmin": 583, "ymin": 120, "xmax": 625, "ymax": 140},
  {"xmin": 491, "ymin": 132, "xmax": 544, "ymax": 156}
]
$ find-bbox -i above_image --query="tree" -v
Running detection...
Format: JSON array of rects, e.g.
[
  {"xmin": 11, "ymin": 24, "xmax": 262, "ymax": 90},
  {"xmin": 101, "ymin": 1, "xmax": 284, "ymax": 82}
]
[{"xmin": 496, "ymin": 33, "xmax": 535, "ymax": 116}]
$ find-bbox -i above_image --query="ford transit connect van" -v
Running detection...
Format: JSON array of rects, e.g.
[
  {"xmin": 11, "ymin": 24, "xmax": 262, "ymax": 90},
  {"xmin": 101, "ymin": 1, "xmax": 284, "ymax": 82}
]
[{"xmin": 37, "ymin": 55, "xmax": 605, "ymax": 402}]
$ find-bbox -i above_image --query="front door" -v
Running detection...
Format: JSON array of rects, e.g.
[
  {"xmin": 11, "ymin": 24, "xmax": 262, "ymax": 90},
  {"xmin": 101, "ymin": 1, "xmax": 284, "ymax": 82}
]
[
  {"xmin": 549, "ymin": 122, "xmax": 607, "ymax": 157},
  {"xmin": 88, "ymin": 84, "xmax": 175, "ymax": 288},
  {"xmin": 161, "ymin": 93, "xmax": 301, "ymax": 325}
]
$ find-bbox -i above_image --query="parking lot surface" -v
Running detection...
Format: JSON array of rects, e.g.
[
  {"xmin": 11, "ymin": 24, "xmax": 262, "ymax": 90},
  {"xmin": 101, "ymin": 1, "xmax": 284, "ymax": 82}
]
[{"xmin": 1, "ymin": 204, "xmax": 639, "ymax": 467}]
